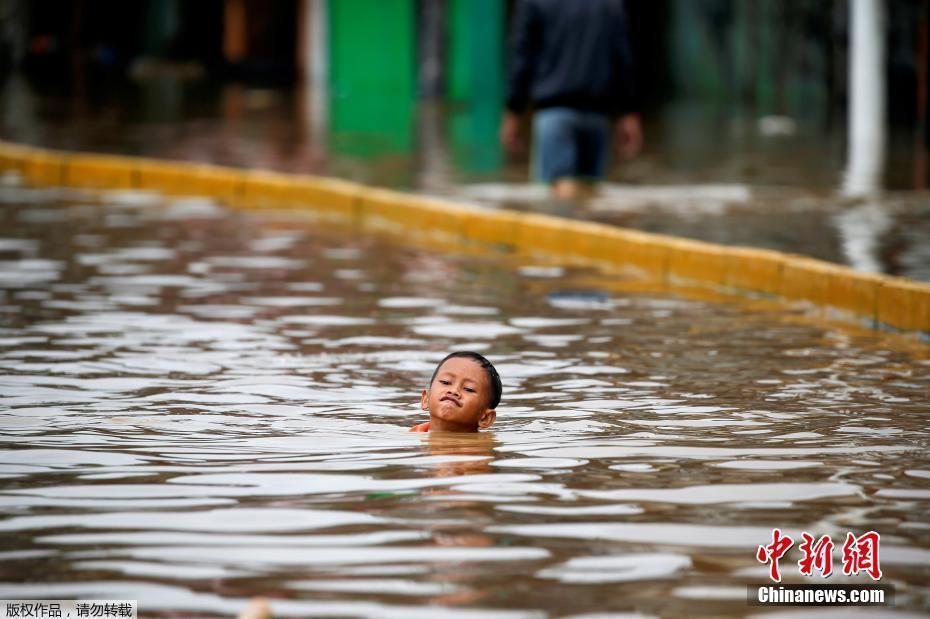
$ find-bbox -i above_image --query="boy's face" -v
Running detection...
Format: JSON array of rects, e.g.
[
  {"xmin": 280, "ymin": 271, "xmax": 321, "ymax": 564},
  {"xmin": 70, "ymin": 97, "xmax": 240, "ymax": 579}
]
[{"xmin": 421, "ymin": 357, "xmax": 496, "ymax": 432}]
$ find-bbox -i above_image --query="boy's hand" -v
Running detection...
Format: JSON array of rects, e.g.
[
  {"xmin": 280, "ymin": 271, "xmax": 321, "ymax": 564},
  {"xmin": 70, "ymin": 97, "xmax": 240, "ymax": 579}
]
[
  {"xmin": 615, "ymin": 113, "xmax": 643, "ymax": 160},
  {"xmin": 500, "ymin": 111, "xmax": 524, "ymax": 153}
]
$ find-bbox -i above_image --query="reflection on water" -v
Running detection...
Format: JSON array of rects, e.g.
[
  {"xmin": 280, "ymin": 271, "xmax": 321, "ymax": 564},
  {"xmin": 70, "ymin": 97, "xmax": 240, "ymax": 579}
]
[{"xmin": 0, "ymin": 182, "xmax": 928, "ymax": 617}]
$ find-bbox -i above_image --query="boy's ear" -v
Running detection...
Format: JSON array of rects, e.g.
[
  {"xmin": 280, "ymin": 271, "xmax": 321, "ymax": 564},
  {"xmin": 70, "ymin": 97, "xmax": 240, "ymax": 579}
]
[
  {"xmin": 420, "ymin": 389, "xmax": 429, "ymax": 411},
  {"xmin": 478, "ymin": 408, "xmax": 496, "ymax": 429}
]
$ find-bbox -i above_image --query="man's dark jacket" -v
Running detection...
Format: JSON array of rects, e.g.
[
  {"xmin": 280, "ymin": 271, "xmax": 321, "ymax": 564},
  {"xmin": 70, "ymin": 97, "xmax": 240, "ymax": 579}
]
[{"xmin": 505, "ymin": 0, "xmax": 639, "ymax": 117}]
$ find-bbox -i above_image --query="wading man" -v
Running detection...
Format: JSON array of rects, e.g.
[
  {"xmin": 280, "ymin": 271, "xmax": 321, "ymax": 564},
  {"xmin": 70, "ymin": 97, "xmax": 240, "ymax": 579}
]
[{"xmin": 501, "ymin": 0, "xmax": 643, "ymax": 200}]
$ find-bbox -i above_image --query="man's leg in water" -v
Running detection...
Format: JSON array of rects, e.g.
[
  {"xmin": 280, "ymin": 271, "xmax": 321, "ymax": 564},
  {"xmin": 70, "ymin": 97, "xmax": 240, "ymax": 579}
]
[
  {"xmin": 552, "ymin": 178, "xmax": 598, "ymax": 200},
  {"xmin": 535, "ymin": 108, "xmax": 610, "ymax": 202}
]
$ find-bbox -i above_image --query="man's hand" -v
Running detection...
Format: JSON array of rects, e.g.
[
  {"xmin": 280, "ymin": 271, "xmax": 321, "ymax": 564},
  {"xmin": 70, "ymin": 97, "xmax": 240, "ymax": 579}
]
[
  {"xmin": 500, "ymin": 111, "xmax": 524, "ymax": 153},
  {"xmin": 615, "ymin": 113, "xmax": 642, "ymax": 160}
]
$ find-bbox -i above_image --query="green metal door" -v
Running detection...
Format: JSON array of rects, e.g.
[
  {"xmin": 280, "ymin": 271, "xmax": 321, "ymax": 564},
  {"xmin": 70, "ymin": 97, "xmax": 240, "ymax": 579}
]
[{"xmin": 328, "ymin": 0, "xmax": 416, "ymax": 157}]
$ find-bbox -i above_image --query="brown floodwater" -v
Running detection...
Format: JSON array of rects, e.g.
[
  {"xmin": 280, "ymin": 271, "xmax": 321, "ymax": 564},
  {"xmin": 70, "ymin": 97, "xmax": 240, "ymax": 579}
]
[
  {"xmin": 2, "ymin": 76, "xmax": 929, "ymax": 283},
  {"xmin": 0, "ymin": 180, "xmax": 928, "ymax": 617}
]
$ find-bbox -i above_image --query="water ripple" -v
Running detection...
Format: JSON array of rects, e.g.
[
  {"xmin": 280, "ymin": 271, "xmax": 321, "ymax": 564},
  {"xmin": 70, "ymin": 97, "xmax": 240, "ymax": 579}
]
[{"xmin": 0, "ymin": 184, "xmax": 927, "ymax": 616}]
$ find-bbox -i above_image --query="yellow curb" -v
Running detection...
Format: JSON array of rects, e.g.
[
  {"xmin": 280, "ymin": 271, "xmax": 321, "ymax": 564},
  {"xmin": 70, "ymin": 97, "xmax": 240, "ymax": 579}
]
[
  {"xmin": 136, "ymin": 158, "xmax": 242, "ymax": 199},
  {"xmin": 22, "ymin": 150, "xmax": 66, "ymax": 186},
  {"xmin": 780, "ymin": 258, "xmax": 889, "ymax": 325},
  {"xmin": 358, "ymin": 187, "xmax": 429, "ymax": 231},
  {"xmin": 724, "ymin": 247, "xmax": 785, "ymax": 295},
  {"xmin": 0, "ymin": 140, "xmax": 928, "ymax": 337},
  {"xmin": 584, "ymin": 227, "xmax": 669, "ymax": 281},
  {"xmin": 358, "ymin": 188, "xmax": 469, "ymax": 239},
  {"xmin": 828, "ymin": 270, "xmax": 883, "ymax": 323},
  {"xmin": 463, "ymin": 208, "xmax": 522, "ymax": 248},
  {"xmin": 0, "ymin": 141, "xmax": 35, "ymax": 174},
  {"xmin": 239, "ymin": 170, "xmax": 293, "ymax": 208},
  {"xmin": 239, "ymin": 170, "xmax": 362, "ymax": 220},
  {"xmin": 780, "ymin": 257, "xmax": 845, "ymax": 307},
  {"xmin": 877, "ymin": 278, "xmax": 930, "ymax": 333},
  {"xmin": 407, "ymin": 195, "xmax": 478, "ymax": 238},
  {"xmin": 285, "ymin": 175, "xmax": 361, "ymax": 219},
  {"xmin": 515, "ymin": 213, "xmax": 568, "ymax": 256},
  {"xmin": 667, "ymin": 237, "xmax": 730, "ymax": 286},
  {"xmin": 561, "ymin": 220, "xmax": 605, "ymax": 263},
  {"xmin": 65, "ymin": 154, "xmax": 137, "ymax": 189}
]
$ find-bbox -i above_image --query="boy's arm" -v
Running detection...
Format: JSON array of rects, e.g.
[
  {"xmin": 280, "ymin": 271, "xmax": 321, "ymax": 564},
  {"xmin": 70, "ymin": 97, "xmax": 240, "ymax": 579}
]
[{"xmin": 410, "ymin": 421, "xmax": 430, "ymax": 432}]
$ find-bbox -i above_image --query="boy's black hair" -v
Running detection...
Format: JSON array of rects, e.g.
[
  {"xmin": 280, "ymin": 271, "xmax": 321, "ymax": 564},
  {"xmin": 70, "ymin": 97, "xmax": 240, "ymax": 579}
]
[{"xmin": 429, "ymin": 351, "xmax": 502, "ymax": 409}]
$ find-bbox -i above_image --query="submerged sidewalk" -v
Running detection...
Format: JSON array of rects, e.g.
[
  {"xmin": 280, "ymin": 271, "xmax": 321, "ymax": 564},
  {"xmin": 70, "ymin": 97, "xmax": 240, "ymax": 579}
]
[
  {"xmin": 0, "ymin": 79, "xmax": 927, "ymax": 284},
  {"xmin": 1, "ymin": 140, "xmax": 928, "ymax": 339}
]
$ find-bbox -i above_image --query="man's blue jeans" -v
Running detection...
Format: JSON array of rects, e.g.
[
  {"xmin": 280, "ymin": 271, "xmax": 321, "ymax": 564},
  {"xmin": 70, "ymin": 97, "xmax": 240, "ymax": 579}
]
[{"xmin": 533, "ymin": 107, "xmax": 611, "ymax": 183}]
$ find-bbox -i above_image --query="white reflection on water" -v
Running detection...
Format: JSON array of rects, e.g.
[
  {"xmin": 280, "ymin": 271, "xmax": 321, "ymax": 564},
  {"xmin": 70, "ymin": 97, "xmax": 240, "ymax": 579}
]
[
  {"xmin": 537, "ymin": 553, "xmax": 691, "ymax": 584},
  {"xmin": 488, "ymin": 523, "xmax": 791, "ymax": 548},
  {"xmin": 578, "ymin": 482, "xmax": 858, "ymax": 505},
  {"xmin": 0, "ymin": 508, "xmax": 383, "ymax": 532},
  {"xmin": 119, "ymin": 545, "xmax": 551, "ymax": 567}
]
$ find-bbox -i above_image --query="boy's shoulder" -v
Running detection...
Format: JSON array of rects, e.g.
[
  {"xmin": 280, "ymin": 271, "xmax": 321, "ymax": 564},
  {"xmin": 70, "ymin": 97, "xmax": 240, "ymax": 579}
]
[{"xmin": 410, "ymin": 421, "xmax": 430, "ymax": 432}]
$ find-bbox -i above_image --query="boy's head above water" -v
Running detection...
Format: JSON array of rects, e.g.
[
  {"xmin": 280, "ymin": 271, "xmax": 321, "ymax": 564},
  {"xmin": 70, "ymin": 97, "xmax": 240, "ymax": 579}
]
[{"xmin": 417, "ymin": 351, "xmax": 502, "ymax": 433}]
